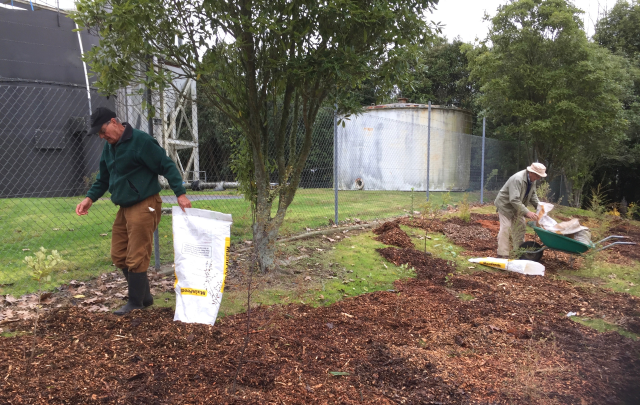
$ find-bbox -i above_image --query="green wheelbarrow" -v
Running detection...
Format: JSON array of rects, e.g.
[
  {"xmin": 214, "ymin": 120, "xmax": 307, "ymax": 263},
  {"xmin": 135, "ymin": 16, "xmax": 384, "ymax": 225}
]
[{"xmin": 518, "ymin": 222, "xmax": 636, "ymax": 262}]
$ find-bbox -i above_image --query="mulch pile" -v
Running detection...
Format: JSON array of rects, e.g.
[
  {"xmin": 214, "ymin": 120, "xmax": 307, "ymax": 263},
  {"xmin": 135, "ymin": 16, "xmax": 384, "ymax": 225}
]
[
  {"xmin": 377, "ymin": 247, "xmax": 455, "ymax": 284},
  {"xmin": 399, "ymin": 215, "xmax": 498, "ymax": 256},
  {"xmin": 3, "ymin": 247, "xmax": 640, "ymax": 404},
  {"xmin": 373, "ymin": 222, "xmax": 414, "ymax": 249},
  {"xmin": 608, "ymin": 222, "xmax": 640, "ymax": 261},
  {"xmin": 3, "ymin": 216, "xmax": 640, "ymax": 404}
]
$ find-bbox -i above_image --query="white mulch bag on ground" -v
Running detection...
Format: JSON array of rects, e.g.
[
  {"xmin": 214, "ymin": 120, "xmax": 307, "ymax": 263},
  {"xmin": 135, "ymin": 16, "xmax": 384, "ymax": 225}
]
[
  {"xmin": 172, "ymin": 207, "xmax": 232, "ymax": 325},
  {"xmin": 469, "ymin": 257, "xmax": 545, "ymax": 276}
]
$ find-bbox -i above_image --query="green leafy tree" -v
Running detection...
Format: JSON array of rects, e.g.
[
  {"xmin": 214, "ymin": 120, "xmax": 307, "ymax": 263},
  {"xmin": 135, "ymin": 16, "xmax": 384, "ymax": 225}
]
[
  {"xmin": 469, "ymin": 0, "xmax": 632, "ymax": 206},
  {"xmin": 591, "ymin": 1, "xmax": 640, "ymax": 205},
  {"xmin": 72, "ymin": 0, "xmax": 439, "ymax": 271},
  {"xmin": 594, "ymin": 1, "xmax": 640, "ymax": 58},
  {"xmin": 402, "ymin": 37, "xmax": 477, "ymax": 110}
]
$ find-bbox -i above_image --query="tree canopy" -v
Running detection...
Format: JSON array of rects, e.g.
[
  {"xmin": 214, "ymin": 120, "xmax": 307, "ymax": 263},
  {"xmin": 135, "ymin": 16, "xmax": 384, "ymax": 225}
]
[
  {"xmin": 72, "ymin": 0, "xmax": 440, "ymax": 271},
  {"xmin": 589, "ymin": 1, "xmax": 640, "ymax": 206},
  {"xmin": 468, "ymin": 0, "xmax": 633, "ymax": 205},
  {"xmin": 401, "ymin": 37, "xmax": 476, "ymax": 111}
]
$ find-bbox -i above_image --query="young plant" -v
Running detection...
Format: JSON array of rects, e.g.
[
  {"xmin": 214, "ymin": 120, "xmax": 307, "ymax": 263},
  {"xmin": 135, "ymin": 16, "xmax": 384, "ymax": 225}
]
[
  {"xmin": 536, "ymin": 181, "xmax": 551, "ymax": 202},
  {"xmin": 444, "ymin": 272, "xmax": 454, "ymax": 287},
  {"xmin": 627, "ymin": 202, "xmax": 640, "ymax": 220},
  {"xmin": 24, "ymin": 247, "xmax": 65, "ymax": 366},
  {"xmin": 458, "ymin": 193, "xmax": 471, "ymax": 223},
  {"xmin": 441, "ymin": 191, "xmax": 452, "ymax": 210},
  {"xmin": 588, "ymin": 183, "xmax": 609, "ymax": 216},
  {"xmin": 508, "ymin": 220, "xmax": 528, "ymax": 259},
  {"xmin": 410, "ymin": 187, "xmax": 415, "ymax": 217},
  {"xmin": 25, "ymin": 247, "xmax": 64, "ymax": 283}
]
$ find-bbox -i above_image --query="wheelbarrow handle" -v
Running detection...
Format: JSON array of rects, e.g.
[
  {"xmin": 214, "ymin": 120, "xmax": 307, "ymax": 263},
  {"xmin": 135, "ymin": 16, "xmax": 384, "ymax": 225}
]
[
  {"xmin": 594, "ymin": 235, "xmax": 630, "ymax": 245},
  {"xmin": 593, "ymin": 241, "xmax": 637, "ymax": 253}
]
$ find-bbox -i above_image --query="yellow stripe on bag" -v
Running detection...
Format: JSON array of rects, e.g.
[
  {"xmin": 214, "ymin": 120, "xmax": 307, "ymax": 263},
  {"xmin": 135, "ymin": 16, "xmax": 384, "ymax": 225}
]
[
  {"xmin": 477, "ymin": 260, "xmax": 507, "ymax": 269},
  {"xmin": 221, "ymin": 237, "xmax": 230, "ymax": 293},
  {"xmin": 180, "ymin": 287, "xmax": 208, "ymax": 297}
]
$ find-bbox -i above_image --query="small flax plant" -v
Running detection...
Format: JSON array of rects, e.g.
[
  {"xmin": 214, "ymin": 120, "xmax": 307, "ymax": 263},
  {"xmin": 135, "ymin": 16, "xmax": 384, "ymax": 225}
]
[{"xmin": 24, "ymin": 247, "xmax": 65, "ymax": 366}]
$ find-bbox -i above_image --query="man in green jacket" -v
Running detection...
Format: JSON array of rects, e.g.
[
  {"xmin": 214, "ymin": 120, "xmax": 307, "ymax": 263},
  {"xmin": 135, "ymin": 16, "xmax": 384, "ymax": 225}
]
[
  {"xmin": 494, "ymin": 163, "xmax": 547, "ymax": 258},
  {"xmin": 75, "ymin": 107, "xmax": 192, "ymax": 315}
]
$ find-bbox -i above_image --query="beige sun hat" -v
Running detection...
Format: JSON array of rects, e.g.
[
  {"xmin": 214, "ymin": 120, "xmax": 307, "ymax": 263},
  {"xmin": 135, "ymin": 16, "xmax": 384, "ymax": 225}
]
[{"xmin": 527, "ymin": 162, "xmax": 547, "ymax": 177}]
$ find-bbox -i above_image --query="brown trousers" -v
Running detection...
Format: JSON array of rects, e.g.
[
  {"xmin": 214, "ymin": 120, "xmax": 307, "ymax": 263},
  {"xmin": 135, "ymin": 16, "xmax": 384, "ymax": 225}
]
[{"xmin": 111, "ymin": 194, "xmax": 162, "ymax": 273}]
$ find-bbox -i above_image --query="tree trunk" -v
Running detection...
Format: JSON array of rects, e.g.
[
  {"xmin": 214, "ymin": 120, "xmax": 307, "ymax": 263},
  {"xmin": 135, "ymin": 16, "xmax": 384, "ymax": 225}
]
[{"xmin": 252, "ymin": 194, "xmax": 286, "ymax": 272}]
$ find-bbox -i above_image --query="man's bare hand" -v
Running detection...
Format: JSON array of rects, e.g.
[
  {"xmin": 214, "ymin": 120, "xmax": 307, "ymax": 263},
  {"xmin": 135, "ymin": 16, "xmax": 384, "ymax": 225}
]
[
  {"xmin": 76, "ymin": 197, "xmax": 93, "ymax": 216},
  {"xmin": 177, "ymin": 194, "xmax": 192, "ymax": 212},
  {"xmin": 525, "ymin": 211, "xmax": 537, "ymax": 220}
]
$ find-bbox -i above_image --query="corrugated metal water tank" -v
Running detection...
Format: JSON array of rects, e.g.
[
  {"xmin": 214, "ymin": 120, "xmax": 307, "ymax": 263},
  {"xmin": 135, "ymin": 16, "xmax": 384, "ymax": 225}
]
[{"xmin": 337, "ymin": 103, "xmax": 472, "ymax": 191}]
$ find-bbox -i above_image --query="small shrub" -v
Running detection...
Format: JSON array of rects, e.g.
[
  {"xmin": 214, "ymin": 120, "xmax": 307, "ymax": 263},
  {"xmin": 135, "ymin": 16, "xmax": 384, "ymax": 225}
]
[
  {"xmin": 24, "ymin": 247, "xmax": 66, "ymax": 364},
  {"xmin": 458, "ymin": 193, "xmax": 471, "ymax": 222},
  {"xmin": 536, "ymin": 181, "xmax": 551, "ymax": 202},
  {"xmin": 421, "ymin": 200, "xmax": 439, "ymax": 220},
  {"xmin": 25, "ymin": 247, "xmax": 64, "ymax": 282},
  {"xmin": 607, "ymin": 207, "xmax": 620, "ymax": 217},
  {"xmin": 441, "ymin": 191, "xmax": 452, "ymax": 210},
  {"xmin": 627, "ymin": 202, "xmax": 640, "ymax": 220},
  {"xmin": 588, "ymin": 184, "xmax": 609, "ymax": 216}
]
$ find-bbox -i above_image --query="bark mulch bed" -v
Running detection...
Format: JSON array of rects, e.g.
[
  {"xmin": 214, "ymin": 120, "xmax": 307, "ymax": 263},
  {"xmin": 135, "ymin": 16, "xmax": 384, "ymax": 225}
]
[
  {"xmin": 3, "ymin": 219, "xmax": 640, "ymax": 404},
  {"xmin": 399, "ymin": 216, "xmax": 498, "ymax": 257},
  {"xmin": 373, "ymin": 222, "xmax": 415, "ymax": 249},
  {"xmin": 3, "ymin": 244, "xmax": 640, "ymax": 404},
  {"xmin": 377, "ymin": 247, "xmax": 454, "ymax": 284},
  {"xmin": 608, "ymin": 222, "xmax": 640, "ymax": 262}
]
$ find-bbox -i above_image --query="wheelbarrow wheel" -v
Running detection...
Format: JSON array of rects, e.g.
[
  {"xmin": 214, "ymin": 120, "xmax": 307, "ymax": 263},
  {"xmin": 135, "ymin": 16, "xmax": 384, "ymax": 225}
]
[{"xmin": 518, "ymin": 241, "xmax": 544, "ymax": 262}]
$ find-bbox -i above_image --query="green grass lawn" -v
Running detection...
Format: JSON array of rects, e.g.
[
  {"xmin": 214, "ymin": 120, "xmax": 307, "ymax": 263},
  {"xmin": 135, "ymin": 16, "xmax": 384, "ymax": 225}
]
[{"xmin": 0, "ymin": 189, "xmax": 476, "ymax": 296}]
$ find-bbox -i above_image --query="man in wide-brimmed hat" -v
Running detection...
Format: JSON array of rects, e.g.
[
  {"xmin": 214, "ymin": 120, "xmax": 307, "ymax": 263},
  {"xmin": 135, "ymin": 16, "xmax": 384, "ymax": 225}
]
[
  {"xmin": 494, "ymin": 163, "xmax": 547, "ymax": 258},
  {"xmin": 76, "ymin": 107, "xmax": 192, "ymax": 315}
]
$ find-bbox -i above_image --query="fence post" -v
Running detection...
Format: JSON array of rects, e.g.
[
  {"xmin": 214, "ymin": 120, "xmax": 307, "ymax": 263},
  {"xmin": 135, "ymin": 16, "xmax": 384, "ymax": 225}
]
[
  {"xmin": 480, "ymin": 117, "xmax": 486, "ymax": 204},
  {"xmin": 146, "ymin": 62, "xmax": 161, "ymax": 272},
  {"xmin": 426, "ymin": 101, "xmax": 431, "ymax": 201},
  {"xmin": 333, "ymin": 103, "xmax": 338, "ymax": 225}
]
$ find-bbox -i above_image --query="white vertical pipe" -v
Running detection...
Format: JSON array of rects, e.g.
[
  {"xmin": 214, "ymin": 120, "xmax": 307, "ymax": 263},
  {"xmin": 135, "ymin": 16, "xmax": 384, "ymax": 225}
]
[
  {"xmin": 191, "ymin": 78, "xmax": 199, "ymax": 181},
  {"xmin": 426, "ymin": 101, "xmax": 431, "ymax": 201},
  {"xmin": 75, "ymin": 23, "xmax": 92, "ymax": 115},
  {"xmin": 480, "ymin": 117, "xmax": 486, "ymax": 203}
]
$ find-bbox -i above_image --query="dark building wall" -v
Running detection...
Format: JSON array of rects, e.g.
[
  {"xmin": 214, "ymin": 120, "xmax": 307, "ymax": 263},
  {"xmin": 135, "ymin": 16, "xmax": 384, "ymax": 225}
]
[
  {"xmin": 0, "ymin": 3, "xmax": 114, "ymax": 198},
  {"xmin": 0, "ymin": 1, "xmax": 99, "ymax": 85}
]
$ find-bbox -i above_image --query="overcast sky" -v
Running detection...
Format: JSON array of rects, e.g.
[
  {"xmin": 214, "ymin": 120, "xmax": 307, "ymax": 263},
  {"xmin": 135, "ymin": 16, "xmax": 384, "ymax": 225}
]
[
  {"xmin": 430, "ymin": 0, "xmax": 611, "ymax": 42},
  {"xmin": 51, "ymin": 0, "xmax": 613, "ymax": 41}
]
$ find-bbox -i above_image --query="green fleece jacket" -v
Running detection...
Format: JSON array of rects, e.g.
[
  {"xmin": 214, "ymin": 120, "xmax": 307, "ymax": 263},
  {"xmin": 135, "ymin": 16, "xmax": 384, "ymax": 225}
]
[
  {"xmin": 494, "ymin": 170, "xmax": 540, "ymax": 219},
  {"xmin": 86, "ymin": 125, "xmax": 186, "ymax": 207}
]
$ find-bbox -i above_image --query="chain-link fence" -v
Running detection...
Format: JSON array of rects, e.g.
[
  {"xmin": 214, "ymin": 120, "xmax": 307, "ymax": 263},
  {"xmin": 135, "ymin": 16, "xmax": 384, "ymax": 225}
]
[{"xmin": 0, "ymin": 80, "xmax": 527, "ymax": 296}]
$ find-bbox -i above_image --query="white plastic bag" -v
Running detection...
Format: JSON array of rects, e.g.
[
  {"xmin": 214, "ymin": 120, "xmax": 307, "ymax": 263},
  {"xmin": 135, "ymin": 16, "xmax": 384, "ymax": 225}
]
[
  {"xmin": 172, "ymin": 207, "xmax": 232, "ymax": 325},
  {"xmin": 468, "ymin": 257, "xmax": 545, "ymax": 276},
  {"xmin": 535, "ymin": 203, "xmax": 588, "ymax": 235},
  {"xmin": 536, "ymin": 202, "xmax": 558, "ymax": 230}
]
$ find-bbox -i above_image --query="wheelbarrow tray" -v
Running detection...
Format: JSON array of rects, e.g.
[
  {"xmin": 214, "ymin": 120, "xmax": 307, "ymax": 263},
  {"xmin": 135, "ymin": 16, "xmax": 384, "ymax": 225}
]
[{"xmin": 530, "ymin": 225, "xmax": 594, "ymax": 254}]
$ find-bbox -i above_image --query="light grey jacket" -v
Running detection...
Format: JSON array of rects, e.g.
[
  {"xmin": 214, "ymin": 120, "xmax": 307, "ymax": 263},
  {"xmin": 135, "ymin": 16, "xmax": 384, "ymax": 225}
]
[{"xmin": 494, "ymin": 170, "xmax": 540, "ymax": 219}]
